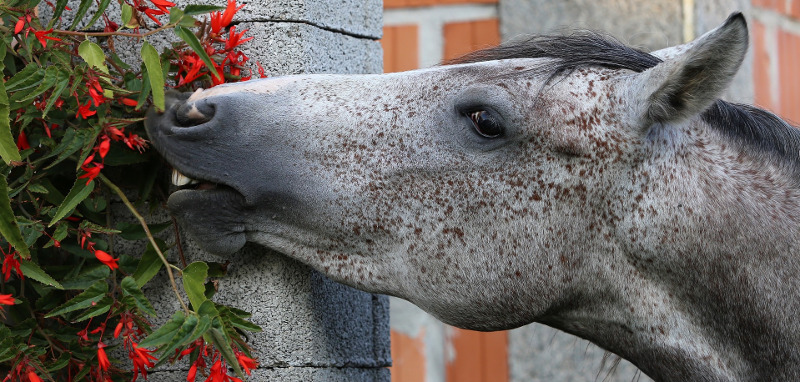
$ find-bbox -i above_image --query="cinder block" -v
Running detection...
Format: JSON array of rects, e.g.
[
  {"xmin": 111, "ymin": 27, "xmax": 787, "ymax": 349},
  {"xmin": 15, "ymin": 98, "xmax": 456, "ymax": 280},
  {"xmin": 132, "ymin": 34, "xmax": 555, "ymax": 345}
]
[
  {"xmin": 499, "ymin": 0, "xmax": 682, "ymax": 51},
  {"xmin": 40, "ymin": 0, "xmax": 382, "ymax": 39}
]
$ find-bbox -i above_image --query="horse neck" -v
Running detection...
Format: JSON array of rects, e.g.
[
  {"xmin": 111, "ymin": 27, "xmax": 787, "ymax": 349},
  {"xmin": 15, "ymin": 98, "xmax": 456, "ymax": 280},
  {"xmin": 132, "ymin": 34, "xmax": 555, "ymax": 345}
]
[{"xmin": 586, "ymin": 121, "xmax": 800, "ymax": 380}]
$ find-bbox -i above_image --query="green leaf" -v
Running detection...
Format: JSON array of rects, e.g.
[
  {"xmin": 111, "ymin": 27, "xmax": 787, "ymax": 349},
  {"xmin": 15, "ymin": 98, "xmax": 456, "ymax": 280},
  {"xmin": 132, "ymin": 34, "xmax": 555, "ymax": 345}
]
[
  {"xmin": 82, "ymin": 0, "xmax": 112, "ymax": 30},
  {"xmin": 72, "ymin": 295, "xmax": 112, "ymax": 322},
  {"xmin": 69, "ymin": 0, "xmax": 95, "ymax": 30},
  {"xmin": 5, "ymin": 63, "xmax": 42, "ymax": 91},
  {"xmin": 196, "ymin": 300, "xmax": 219, "ymax": 319},
  {"xmin": 157, "ymin": 314, "xmax": 198, "ymax": 357},
  {"xmin": 208, "ymin": 320, "xmax": 243, "ymax": 378},
  {"xmin": 118, "ymin": 221, "xmax": 171, "ymax": 241},
  {"xmin": 183, "ymin": 4, "xmax": 225, "ymax": 16},
  {"xmin": 78, "ymin": 41, "xmax": 110, "ymax": 75},
  {"xmin": 46, "ymin": 352, "xmax": 72, "ymax": 372},
  {"xmin": 0, "ymin": 176, "xmax": 29, "ymax": 258},
  {"xmin": 60, "ymin": 265, "xmax": 109, "ymax": 290},
  {"xmin": 41, "ymin": 69, "xmax": 71, "ymax": 118},
  {"xmin": 222, "ymin": 307, "xmax": 262, "ymax": 333},
  {"xmin": 46, "ymin": 280, "xmax": 108, "ymax": 318},
  {"xmin": 141, "ymin": 41, "xmax": 165, "ymax": 112},
  {"xmin": 132, "ymin": 239, "xmax": 165, "ymax": 287},
  {"xmin": 121, "ymin": 276, "xmax": 157, "ymax": 316},
  {"xmin": 0, "ymin": 73, "xmax": 20, "ymax": 164},
  {"xmin": 19, "ymin": 260, "xmax": 64, "ymax": 289},
  {"xmin": 121, "ymin": 3, "xmax": 137, "ymax": 29},
  {"xmin": 169, "ymin": 8, "xmax": 184, "ymax": 24},
  {"xmin": 49, "ymin": 178, "xmax": 95, "ymax": 227},
  {"xmin": 182, "ymin": 262, "xmax": 208, "ymax": 309},
  {"xmin": 135, "ymin": 69, "xmax": 152, "ymax": 110},
  {"xmin": 173, "ymin": 26, "xmax": 220, "ymax": 80},
  {"xmin": 139, "ymin": 311, "xmax": 185, "ymax": 348},
  {"xmin": 10, "ymin": 65, "xmax": 60, "ymax": 104}
]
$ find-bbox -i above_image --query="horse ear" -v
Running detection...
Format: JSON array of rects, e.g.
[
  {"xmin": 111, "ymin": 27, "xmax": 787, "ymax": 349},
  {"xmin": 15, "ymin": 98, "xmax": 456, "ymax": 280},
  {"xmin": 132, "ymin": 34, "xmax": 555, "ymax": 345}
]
[{"xmin": 632, "ymin": 12, "xmax": 748, "ymax": 125}]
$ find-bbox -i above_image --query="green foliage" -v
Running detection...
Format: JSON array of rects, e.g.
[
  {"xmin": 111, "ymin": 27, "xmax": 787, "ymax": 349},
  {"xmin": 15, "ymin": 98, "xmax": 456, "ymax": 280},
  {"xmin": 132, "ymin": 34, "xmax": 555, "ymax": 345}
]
[{"xmin": 0, "ymin": 1, "xmax": 262, "ymax": 380}]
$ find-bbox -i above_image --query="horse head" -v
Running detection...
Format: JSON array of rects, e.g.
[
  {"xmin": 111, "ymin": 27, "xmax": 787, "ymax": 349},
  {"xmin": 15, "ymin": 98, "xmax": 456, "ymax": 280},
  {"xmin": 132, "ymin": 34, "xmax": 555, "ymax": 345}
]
[{"xmin": 146, "ymin": 13, "xmax": 800, "ymax": 380}]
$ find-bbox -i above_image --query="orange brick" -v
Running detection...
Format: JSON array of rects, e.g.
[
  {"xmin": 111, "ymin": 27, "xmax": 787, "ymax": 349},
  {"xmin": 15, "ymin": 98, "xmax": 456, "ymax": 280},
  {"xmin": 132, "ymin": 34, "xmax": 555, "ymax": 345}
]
[
  {"xmin": 445, "ymin": 329, "xmax": 509, "ymax": 382},
  {"xmin": 752, "ymin": 20, "xmax": 774, "ymax": 110},
  {"xmin": 443, "ymin": 18, "xmax": 500, "ymax": 62},
  {"xmin": 381, "ymin": 25, "xmax": 419, "ymax": 73},
  {"xmin": 390, "ymin": 330, "xmax": 427, "ymax": 382},
  {"xmin": 790, "ymin": 0, "xmax": 800, "ymax": 19},
  {"xmin": 778, "ymin": 29, "xmax": 800, "ymax": 124}
]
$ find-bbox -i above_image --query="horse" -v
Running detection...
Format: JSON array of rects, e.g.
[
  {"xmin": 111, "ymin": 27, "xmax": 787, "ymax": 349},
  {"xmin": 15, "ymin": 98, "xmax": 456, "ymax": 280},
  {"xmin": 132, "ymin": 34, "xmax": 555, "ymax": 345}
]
[{"xmin": 146, "ymin": 13, "xmax": 800, "ymax": 381}]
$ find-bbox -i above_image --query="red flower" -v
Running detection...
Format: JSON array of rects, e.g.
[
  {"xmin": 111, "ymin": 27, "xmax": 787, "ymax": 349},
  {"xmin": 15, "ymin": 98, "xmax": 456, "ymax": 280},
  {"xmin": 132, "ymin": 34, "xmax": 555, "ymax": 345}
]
[
  {"xmin": 121, "ymin": 97, "xmax": 139, "ymax": 107},
  {"xmin": 86, "ymin": 76, "xmax": 106, "ymax": 107},
  {"xmin": 26, "ymin": 370, "xmax": 43, "ymax": 382},
  {"xmin": 97, "ymin": 343, "xmax": 111, "ymax": 372},
  {"xmin": 98, "ymin": 138, "xmax": 110, "ymax": 159},
  {"xmin": 150, "ymin": 0, "xmax": 176, "ymax": 13},
  {"xmin": 130, "ymin": 343, "xmax": 157, "ymax": 382},
  {"xmin": 124, "ymin": 133, "xmax": 148, "ymax": 153},
  {"xmin": 79, "ymin": 163, "xmax": 103, "ymax": 185},
  {"xmin": 235, "ymin": 351, "xmax": 257, "ymax": 375},
  {"xmin": 76, "ymin": 100, "xmax": 96, "ymax": 119},
  {"xmin": 94, "ymin": 250, "xmax": 119, "ymax": 270},
  {"xmin": 224, "ymin": 26, "xmax": 253, "ymax": 51},
  {"xmin": 33, "ymin": 28, "xmax": 61, "ymax": 48},
  {"xmin": 203, "ymin": 358, "xmax": 242, "ymax": 382},
  {"xmin": 16, "ymin": 130, "xmax": 30, "ymax": 150},
  {"xmin": 0, "ymin": 294, "xmax": 15, "ymax": 306},
  {"xmin": 14, "ymin": 18, "xmax": 25, "ymax": 34},
  {"xmin": 256, "ymin": 62, "xmax": 267, "ymax": 78},
  {"xmin": 210, "ymin": 0, "xmax": 244, "ymax": 35},
  {"xmin": 2, "ymin": 249, "xmax": 23, "ymax": 281}
]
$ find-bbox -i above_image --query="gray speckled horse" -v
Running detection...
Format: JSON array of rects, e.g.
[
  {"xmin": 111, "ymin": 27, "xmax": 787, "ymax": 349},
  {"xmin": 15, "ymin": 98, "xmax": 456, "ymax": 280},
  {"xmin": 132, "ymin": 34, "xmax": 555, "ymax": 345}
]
[{"xmin": 146, "ymin": 13, "xmax": 800, "ymax": 381}]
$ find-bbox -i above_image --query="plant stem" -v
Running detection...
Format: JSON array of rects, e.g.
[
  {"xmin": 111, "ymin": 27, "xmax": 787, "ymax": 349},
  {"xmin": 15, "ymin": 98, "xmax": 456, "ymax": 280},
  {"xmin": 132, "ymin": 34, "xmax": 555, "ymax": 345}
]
[
  {"xmin": 53, "ymin": 22, "xmax": 178, "ymax": 39},
  {"xmin": 97, "ymin": 174, "xmax": 190, "ymax": 314}
]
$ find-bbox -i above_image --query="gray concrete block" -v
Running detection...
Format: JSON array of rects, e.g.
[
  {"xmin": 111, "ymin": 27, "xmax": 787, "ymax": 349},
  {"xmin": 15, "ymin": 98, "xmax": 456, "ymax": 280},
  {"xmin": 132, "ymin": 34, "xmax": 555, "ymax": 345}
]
[
  {"xmin": 509, "ymin": 323, "xmax": 653, "ymax": 382},
  {"xmin": 499, "ymin": 0, "xmax": 683, "ymax": 52},
  {"xmin": 147, "ymin": 366, "xmax": 390, "ymax": 381},
  {"xmin": 40, "ymin": 0, "xmax": 382, "ymax": 39},
  {"xmin": 235, "ymin": 21, "xmax": 383, "ymax": 76}
]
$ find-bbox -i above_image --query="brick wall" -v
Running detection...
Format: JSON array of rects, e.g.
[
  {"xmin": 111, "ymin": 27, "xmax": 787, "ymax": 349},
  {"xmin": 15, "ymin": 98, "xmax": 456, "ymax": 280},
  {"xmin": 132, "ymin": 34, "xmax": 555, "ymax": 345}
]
[{"xmin": 751, "ymin": 0, "xmax": 800, "ymax": 124}]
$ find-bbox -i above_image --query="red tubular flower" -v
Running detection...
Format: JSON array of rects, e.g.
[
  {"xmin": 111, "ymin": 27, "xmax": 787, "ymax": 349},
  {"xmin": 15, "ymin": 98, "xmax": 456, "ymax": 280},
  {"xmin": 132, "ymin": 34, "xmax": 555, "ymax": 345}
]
[
  {"xmin": 2, "ymin": 251, "xmax": 23, "ymax": 281},
  {"xmin": 93, "ymin": 250, "xmax": 119, "ymax": 270},
  {"xmin": 210, "ymin": 0, "xmax": 244, "ymax": 35},
  {"xmin": 76, "ymin": 101, "xmax": 96, "ymax": 119},
  {"xmin": 149, "ymin": 0, "xmax": 176, "ymax": 13},
  {"xmin": 124, "ymin": 133, "xmax": 148, "ymax": 153},
  {"xmin": 130, "ymin": 343, "xmax": 157, "ymax": 382},
  {"xmin": 235, "ymin": 351, "xmax": 257, "ymax": 375},
  {"xmin": 16, "ymin": 130, "xmax": 30, "ymax": 150},
  {"xmin": 98, "ymin": 138, "xmax": 110, "ymax": 159},
  {"xmin": 86, "ymin": 76, "xmax": 106, "ymax": 107},
  {"xmin": 78, "ymin": 163, "xmax": 102, "ymax": 185},
  {"xmin": 120, "ymin": 97, "xmax": 139, "ymax": 107},
  {"xmin": 97, "ymin": 343, "xmax": 111, "ymax": 372},
  {"xmin": 26, "ymin": 370, "xmax": 43, "ymax": 382},
  {"xmin": 0, "ymin": 294, "xmax": 15, "ymax": 306},
  {"xmin": 33, "ymin": 28, "xmax": 61, "ymax": 48},
  {"xmin": 224, "ymin": 26, "xmax": 253, "ymax": 51},
  {"xmin": 14, "ymin": 18, "xmax": 25, "ymax": 34}
]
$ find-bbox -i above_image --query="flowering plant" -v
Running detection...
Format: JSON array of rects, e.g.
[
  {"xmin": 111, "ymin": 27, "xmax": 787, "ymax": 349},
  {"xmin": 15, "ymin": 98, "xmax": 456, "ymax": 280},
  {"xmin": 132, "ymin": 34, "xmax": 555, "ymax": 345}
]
[{"xmin": 0, "ymin": 0, "xmax": 263, "ymax": 380}]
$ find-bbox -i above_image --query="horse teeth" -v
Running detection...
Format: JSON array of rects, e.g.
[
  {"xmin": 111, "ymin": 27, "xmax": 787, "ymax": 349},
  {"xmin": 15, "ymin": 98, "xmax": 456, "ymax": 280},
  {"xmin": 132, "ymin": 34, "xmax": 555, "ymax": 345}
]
[{"xmin": 172, "ymin": 170, "xmax": 195, "ymax": 186}]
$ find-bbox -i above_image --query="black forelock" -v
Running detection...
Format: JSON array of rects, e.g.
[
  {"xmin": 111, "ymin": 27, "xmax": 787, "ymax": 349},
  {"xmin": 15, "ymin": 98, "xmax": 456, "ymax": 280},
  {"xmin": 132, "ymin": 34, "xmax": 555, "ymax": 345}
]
[{"xmin": 447, "ymin": 33, "xmax": 800, "ymax": 172}]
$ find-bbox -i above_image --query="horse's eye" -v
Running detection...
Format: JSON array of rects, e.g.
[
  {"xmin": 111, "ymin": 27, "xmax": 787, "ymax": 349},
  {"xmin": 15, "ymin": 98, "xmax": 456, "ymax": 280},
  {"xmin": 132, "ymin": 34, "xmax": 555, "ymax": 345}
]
[{"xmin": 469, "ymin": 110, "xmax": 503, "ymax": 138}]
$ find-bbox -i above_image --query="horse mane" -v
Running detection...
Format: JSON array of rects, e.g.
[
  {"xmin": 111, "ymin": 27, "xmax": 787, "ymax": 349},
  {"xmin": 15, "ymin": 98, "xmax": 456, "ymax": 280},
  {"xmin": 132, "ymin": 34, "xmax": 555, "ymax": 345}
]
[{"xmin": 447, "ymin": 33, "xmax": 800, "ymax": 173}]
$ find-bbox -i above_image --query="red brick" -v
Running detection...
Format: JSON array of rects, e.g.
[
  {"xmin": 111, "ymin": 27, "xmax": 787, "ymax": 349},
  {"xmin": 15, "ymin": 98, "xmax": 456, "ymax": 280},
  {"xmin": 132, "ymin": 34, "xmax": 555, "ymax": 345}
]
[
  {"xmin": 381, "ymin": 25, "xmax": 419, "ymax": 73},
  {"xmin": 752, "ymin": 20, "xmax": 774, "ymax": 110},
  {"xmin": 778, "ymin": 29, "xmax": 800, "ymax": 124},
  {"xmin": 443, "ymin": 18, "xmax": 500, "ymax": 62},
  {"xmin": 445, "ymin": 329, "xmax": 509, "ymax": 382},
  {"xmin": 390, "ymin": 330, "xmax": 427, "ymax": 382}
]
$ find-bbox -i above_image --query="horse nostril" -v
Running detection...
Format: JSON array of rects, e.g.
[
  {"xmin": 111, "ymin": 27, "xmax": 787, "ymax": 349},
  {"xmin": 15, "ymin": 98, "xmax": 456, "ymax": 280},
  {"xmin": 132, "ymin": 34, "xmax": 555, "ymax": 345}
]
[{"xmin": 175, "ymin": 98, "xmax": 216, "ymax": 127}]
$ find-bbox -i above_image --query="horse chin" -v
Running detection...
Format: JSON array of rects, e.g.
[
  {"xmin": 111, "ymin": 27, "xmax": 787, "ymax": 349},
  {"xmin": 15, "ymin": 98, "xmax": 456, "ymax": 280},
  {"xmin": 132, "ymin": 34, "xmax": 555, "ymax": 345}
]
[{"xmin": 168, "ymin": 187, "xmax": 248, "ymax": 256}]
